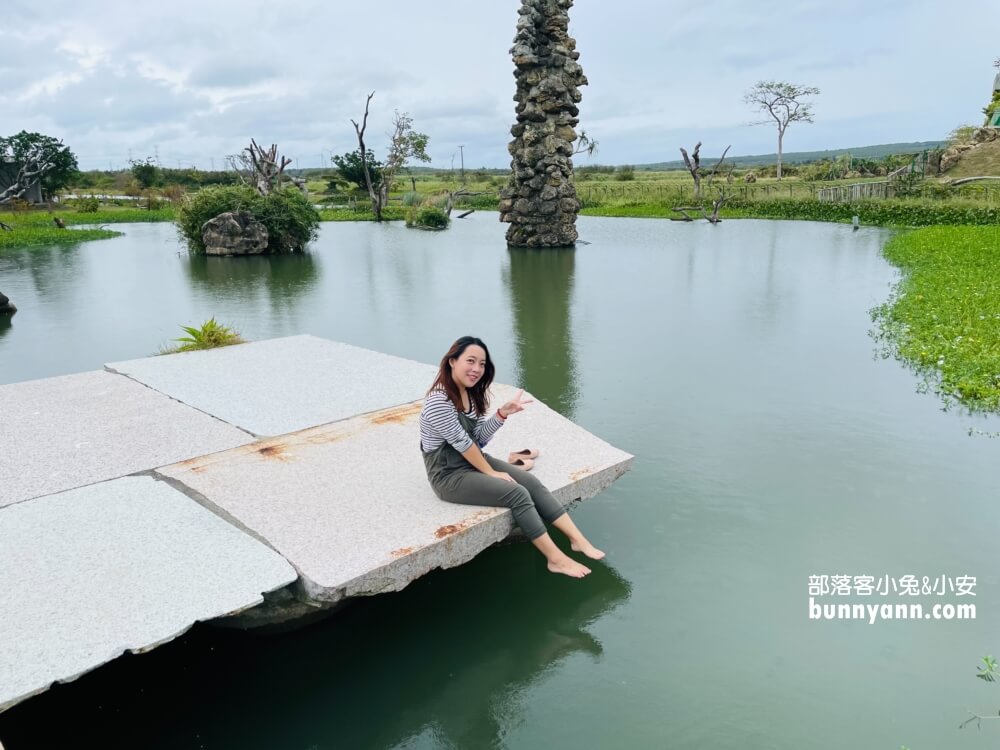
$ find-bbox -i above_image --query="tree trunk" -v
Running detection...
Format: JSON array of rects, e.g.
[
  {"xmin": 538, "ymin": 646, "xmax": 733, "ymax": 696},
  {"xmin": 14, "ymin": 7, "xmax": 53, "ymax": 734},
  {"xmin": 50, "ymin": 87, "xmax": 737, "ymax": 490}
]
[{"xmin": 776, "ymin": 129, "xmax": 784, "ymax": 181}]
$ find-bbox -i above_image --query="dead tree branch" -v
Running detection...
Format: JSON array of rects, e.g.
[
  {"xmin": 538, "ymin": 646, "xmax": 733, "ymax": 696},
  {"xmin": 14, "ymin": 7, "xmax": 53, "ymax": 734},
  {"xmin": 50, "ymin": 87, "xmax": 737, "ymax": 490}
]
[
  {"xmin": 704, "ymin": 145, "xmax": 732, "ymax": 192},
  {"xmin": 679, "ymin": 142, "xmax": 702, "ymax": 199},
  {"xmin": 0, "ymin": 146, "xmax": 54, "ymax": 204}
]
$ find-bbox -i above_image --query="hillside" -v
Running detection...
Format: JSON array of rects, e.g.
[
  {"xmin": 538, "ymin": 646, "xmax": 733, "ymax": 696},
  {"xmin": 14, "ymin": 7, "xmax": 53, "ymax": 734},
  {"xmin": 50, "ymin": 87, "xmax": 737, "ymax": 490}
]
[
  {"xmin": 637, "ymin": 141, "xmax": 946, "ymax": 170},
  {"xmin": 942, "ymin": 138, "xmax": 1000, "ymax": 178}
]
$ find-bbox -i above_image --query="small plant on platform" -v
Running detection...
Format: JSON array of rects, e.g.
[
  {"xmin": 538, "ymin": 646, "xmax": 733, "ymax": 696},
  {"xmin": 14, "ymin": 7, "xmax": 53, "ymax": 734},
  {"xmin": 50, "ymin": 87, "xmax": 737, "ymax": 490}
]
[{"xmin": 161, "ymin": 317, "xmax": 245, "ymax": 354}]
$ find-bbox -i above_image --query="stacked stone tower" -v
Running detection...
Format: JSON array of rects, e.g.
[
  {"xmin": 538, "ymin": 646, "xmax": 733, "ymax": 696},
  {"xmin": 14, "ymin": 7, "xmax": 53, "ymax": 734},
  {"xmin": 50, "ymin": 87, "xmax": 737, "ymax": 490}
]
[{"xmin": 499, "ymin": 0, "xmax": 587, "ymax": 248}]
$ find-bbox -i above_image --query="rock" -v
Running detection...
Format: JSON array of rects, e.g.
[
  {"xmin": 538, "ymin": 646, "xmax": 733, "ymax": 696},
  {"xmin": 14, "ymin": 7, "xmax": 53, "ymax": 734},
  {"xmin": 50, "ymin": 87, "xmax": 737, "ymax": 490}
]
[
  {"xmin": 744, "ymin": 172, "xmax": 757, "ymax": 183},
  {"xmin": 201, "ymin": 212, "xmax": 269, "ymax": 256},
  {"xmin": 939, "ymin": 147, "xmax": 963, "ymax": 173},
  {"xmin": 500, "ymin": 0, "xmax": 587, "ymax": 248},
  {"xmin": 973, "ymin": 127, "xmax": 1000, "ymax": 144},
  {"xmin": 0, "ymin": 291, "xmax": 15, "ymax": 315}
]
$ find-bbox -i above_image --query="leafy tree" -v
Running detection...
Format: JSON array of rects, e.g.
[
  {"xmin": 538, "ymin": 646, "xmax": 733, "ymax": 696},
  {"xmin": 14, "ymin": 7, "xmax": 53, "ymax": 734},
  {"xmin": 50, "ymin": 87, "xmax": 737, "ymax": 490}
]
[
  {"xmin": 129, "ymin": 157, "xmax": 160, "ymax": 189},
  {"xmin": 351, "ymin": 92, "xmax": 431, "ymax": 221},
  {"xmin": 332, "ymin": 149, "xmax": 383, "ymax": 192},
  {"xmin": 0, "ymin": 131, "xmax": 79, "ymax": 201},
  {"xmin": 744, "ymin": 81, "xmax": 819, "ymax": 181}
]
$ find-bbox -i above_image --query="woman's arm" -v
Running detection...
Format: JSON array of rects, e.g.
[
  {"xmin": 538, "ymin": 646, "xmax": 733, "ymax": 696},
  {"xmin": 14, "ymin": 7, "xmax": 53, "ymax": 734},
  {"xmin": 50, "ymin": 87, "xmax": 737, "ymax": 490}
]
[{"xmin": 461, "ymin": 442, "xmax": 514, "ymax": 482}]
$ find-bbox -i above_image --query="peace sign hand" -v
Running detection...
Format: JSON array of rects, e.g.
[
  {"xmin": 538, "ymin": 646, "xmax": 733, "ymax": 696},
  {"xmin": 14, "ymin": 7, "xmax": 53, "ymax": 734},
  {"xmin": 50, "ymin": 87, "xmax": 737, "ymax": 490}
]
[{"xmin": 499, "ymin": 389, "xmax": 534, "ymax": 419}]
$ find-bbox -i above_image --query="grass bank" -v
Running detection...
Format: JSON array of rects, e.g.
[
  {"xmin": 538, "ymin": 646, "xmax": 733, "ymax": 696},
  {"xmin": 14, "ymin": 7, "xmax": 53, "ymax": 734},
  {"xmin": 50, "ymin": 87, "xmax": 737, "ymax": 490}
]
[
  {"xmin": 870, "ymin": 226, "xmax": 1000, "ymax": 413},
  {"xmin": 580, "ymin": 197, "xmax": 1000, "ymax": 227},
  {"xmin": 0, "ymin": 207, "xmax": 174, "ymax": 249}
]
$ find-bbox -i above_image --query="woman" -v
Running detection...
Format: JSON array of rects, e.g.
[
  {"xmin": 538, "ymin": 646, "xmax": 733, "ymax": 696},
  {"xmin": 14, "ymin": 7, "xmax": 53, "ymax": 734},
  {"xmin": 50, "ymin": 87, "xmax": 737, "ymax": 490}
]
[{"xmin": 420, "ymin": 336, "xmax": 604, "ymax": 578}]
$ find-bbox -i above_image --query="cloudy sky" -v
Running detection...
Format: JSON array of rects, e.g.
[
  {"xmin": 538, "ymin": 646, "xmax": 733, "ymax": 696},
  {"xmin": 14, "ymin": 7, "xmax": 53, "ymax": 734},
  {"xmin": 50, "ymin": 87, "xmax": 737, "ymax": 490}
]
[{"xmin": 3, "ymin": 0, "xmax": 998, "ymax": 171}]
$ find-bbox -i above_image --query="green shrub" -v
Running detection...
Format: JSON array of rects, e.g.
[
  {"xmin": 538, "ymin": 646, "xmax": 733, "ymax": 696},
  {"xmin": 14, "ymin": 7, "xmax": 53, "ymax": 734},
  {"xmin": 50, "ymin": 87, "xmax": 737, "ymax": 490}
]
[
  {"xmin": 615, "ymin": 165, "xmax": 635, "ymax": 181},
  {"xmin": 76, "ymin": 196, "xmax": 100, "ymax": 213},
  {"xmin": 411, "ymin": 206, "xmax": 450, "ymax": 229},
  {"xmin": 176, "ymin": 185, "xmax": 320, "ymax": 254}
]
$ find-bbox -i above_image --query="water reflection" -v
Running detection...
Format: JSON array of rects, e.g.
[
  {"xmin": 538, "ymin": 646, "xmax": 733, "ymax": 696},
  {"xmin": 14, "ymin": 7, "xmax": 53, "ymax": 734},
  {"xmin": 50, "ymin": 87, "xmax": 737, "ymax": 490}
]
[
  {"xmin": 183, "ymin": 253, "xmax": 319, "ymax": 309},
  {"xmin": 505, "ymin": 249, "xmax": 579, "ymax": 418},
  {"xmin": 0, "ymin": 551, "xmax": 630, "ymax": 750},
  {"xmin": 13, "ymin": 244, "xmax": 88, "ymax": 313},
  {"xmin": 0, "ymin": 314, "xmax": 11, "ymax": 342}
]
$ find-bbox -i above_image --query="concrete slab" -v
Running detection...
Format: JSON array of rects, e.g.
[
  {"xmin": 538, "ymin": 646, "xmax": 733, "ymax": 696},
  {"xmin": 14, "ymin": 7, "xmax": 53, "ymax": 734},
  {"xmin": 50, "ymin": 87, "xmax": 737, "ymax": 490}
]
[
  {"xmin": 0, "ymin": 476, "xmax": 297, "ymax": 713},
  {"xmin": 106, "ymin": 335, "xmax": 439, "ymax": 437},
  {"xmin": 0, "ymin": 370, "xmax": 255, "ymax": 508},
  {"xmin": 157, "ymin": 384, "xmax": 633, "ymax": 605}
]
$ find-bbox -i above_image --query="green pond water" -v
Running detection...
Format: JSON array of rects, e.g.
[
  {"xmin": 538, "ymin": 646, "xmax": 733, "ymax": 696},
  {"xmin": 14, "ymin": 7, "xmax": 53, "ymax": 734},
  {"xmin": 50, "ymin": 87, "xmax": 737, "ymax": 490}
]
[{"xmin": 0, "ymin": 215, "xmax": 998, "ymax": 749}]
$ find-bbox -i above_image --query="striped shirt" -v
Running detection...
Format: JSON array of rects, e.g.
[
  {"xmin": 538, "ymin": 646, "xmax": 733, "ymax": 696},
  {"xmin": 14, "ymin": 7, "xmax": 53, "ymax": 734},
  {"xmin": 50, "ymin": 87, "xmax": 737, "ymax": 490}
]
[{"xmin": 420, "ymin": 389, "xmax": 504, "ymax": 454}]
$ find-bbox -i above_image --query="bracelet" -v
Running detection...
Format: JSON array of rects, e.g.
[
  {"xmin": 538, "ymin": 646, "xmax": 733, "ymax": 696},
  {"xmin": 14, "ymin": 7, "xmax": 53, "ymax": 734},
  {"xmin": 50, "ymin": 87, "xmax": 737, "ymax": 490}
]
[{"xmin": 497, "ymin": 408, "xmax": 507, "ymax": 420}]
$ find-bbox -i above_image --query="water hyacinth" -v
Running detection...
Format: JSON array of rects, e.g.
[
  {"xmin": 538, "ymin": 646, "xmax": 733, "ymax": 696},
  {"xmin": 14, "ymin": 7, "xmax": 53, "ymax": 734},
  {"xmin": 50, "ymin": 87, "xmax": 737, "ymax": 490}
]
[{"xmin": 870, "ymin": 225, "xmax": 1000, "ymax": 413}]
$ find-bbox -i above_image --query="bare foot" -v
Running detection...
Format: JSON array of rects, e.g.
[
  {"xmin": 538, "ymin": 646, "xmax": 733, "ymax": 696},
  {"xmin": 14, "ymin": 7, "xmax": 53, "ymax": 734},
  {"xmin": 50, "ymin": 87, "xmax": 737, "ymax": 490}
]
[
  {"xmin": 547, "ymin": 556, "xmax": 591, "ymax": 578},
  {"xmin": 571, "ymin": 541, "xmax": 606, "ymax": 560}
]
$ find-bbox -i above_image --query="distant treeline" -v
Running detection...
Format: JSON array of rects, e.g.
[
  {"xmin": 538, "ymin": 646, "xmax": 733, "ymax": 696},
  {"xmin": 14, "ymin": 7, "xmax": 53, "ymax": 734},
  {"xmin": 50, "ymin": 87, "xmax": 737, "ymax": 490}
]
[
  {"xmin": 635, "ymin": 141, "xmax": 947, "ymax": 170},
  {"xmin": 74, "ymin": 168, "xmax": 242, "ymax": 190}
]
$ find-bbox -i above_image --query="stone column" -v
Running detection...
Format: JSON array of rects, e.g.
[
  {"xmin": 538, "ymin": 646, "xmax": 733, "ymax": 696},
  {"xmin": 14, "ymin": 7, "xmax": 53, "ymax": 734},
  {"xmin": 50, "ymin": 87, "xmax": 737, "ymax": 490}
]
[{"xmin": 499, "ymin": 0, "xmax": 587, "ymax": 248}]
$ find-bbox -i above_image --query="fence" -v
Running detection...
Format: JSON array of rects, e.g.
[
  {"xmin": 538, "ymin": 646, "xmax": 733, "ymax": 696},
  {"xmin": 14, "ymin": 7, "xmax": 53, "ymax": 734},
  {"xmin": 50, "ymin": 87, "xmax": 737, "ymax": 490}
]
[{"xmin": 816, "ymin": 181, "xmax": 892, "ymax": 202}]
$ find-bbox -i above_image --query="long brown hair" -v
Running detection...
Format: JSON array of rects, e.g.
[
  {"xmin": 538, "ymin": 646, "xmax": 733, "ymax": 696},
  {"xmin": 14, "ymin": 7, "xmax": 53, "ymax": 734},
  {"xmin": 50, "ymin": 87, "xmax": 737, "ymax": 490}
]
[{"xmin": 427, "ymin": 336, "xmax": 495, "ymax": 415}]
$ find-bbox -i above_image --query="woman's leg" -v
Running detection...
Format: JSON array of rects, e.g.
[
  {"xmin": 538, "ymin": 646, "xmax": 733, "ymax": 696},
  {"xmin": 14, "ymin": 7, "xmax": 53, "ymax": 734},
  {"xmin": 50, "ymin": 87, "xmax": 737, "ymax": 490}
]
[
  {"xmin": 486, "ymin": 455, "xmax": 606, "ymax": 560},
  {"xmin": 435, "ymin": 470, "xmax": 590, "ymax": 578}
]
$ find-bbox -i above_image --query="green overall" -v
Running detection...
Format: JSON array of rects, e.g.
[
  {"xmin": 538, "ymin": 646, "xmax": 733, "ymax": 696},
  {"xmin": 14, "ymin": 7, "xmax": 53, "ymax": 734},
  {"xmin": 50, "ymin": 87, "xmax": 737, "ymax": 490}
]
[{"xmin": 422, "ymin": 408, "xmax": 566, "ymax": 540}]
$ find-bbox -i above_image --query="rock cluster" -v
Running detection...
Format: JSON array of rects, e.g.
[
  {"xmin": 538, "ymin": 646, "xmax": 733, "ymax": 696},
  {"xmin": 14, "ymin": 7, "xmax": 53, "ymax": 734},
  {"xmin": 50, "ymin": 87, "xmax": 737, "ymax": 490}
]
[
  {"xmin": 939, "ymin": 127, "xmax": 1000, "ymax": 173},
  {"xmin": 499, "ymin": 0, "xmax": 587, "ymax": 247},
  {"xmin": 0, "ymin": 290, "xmax": 16, "ymax": 315},
  {"xmin": 201, "ymin": 212, "xmax": 269, "ymax": 256}
]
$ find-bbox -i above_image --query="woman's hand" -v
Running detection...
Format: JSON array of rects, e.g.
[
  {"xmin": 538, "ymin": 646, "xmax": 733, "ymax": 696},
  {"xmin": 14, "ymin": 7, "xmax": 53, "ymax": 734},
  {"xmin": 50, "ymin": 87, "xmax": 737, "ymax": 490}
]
[
  {"xmin": 498, "ymin": 389, "xmax": 534, "ymax": 419},
  {"xmin": 491, "ymin": 471, "xmax": 515, "ymax": 483}
]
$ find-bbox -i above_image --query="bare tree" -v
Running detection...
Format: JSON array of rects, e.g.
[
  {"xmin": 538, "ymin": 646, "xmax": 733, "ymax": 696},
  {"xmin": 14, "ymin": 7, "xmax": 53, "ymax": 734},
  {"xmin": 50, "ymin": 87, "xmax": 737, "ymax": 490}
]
[
  {"xmin": 351, "ymin": 92, "xmax": 430, "ymax": 221},
  {"xmin": 744, "ymin": 80, "xmax": 819, "ymax": 180},
  {"xmin": 227, "ymin": 140, "xmax": 292, "ymax": 196},
  {"xmin": 0, "ymin": 145, "xmax": 54, "ymax": 204},
  {"xmin": 704, "ymin": 145, "xmax": 732, "ymax": 192},
  {"xmin": 679, "ymin": 142, "xmax": 703, "ymax": 199}
]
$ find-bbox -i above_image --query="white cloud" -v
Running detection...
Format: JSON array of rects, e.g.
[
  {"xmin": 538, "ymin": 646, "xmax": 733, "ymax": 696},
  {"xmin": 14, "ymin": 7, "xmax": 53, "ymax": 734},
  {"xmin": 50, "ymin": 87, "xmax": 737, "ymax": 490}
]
[{"xmin": 2, "ymin": 0, "xmax": 998, "ymax": 169}]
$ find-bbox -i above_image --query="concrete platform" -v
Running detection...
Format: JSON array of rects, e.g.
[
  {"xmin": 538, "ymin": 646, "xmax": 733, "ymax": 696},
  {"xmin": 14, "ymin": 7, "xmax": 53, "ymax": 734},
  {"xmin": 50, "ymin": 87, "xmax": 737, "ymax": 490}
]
[
  {"xmin": 0, "ymin": 370, "xmax": 254, "ymax": 508},
  {"xmin": 106, "ymin": 335, "xmax": 439, "ymax": 437},
  {"xmin": 2, "ymin": 336, "xmax": 633, "ymax": 712},
  {"xmin": 157, "ymin": 383, "xmax": 633, "ymax": 605},
  {"xmin": 0, "ymin": 476, "xmax": 297, "ymax": 712}
]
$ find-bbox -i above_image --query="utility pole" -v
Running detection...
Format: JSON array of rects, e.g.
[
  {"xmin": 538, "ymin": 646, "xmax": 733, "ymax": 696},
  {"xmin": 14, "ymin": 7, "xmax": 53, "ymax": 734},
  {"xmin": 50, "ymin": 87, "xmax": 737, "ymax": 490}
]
[{"xmin": 458, "ymin": 144, "xmax": 465, "ymax": 184}]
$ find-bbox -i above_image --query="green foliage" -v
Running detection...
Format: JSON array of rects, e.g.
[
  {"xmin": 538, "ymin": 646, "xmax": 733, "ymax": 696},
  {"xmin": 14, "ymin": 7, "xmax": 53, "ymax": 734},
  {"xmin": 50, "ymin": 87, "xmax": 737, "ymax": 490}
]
[
  {"xmin": 332, "ymin": 149, "xmax": 383, "ymax": 192},
  {"xmin": 870, "ymin": 226, "xmax": 1000, "ymax": 413},
  {"xmin": 983, "ymin": 91, "xmax": 1000, "ymax": 123},
  {"xmin": 176, "ymin": 185, "xmax": 320, "ymax": 254},
  {"xmin": 75, "ymin": 196, "xmax": 100, "ymax": 213},
  {"xmin": 163, "ymin": 317, "xmax": 244, "ymax": 353},
  {"xmin": 129, "ymin": 157, "xmax": 160, "ymax": 189},
  {"xmin": 0, "ymin": 130, "xmax": 79, "ymax": 196},
  {"xmin": 0, "ymin": 224, "xmax": 119, "ymax": 248},
  {"xmin": 978, "ymin": 655, "xmax": 998, "ymax": 682},
  {"xmin": 719, "ymin": 197, "xmax": 1000, "ymax": 226},
  {"xmin": 948, "ymin": 124, "xmax": 979, "ymax": 146},
  {"xmin": 615, "ymin": 165, "xmax": 636, "ymax": 181},
  {"xmin": 407, "ymin": 205, "xmax": 449, "ymax": 229}
]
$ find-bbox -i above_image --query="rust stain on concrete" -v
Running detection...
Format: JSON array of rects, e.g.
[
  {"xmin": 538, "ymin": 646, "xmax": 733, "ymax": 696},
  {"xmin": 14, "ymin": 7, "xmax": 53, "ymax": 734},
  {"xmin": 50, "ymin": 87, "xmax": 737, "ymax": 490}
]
[
  {"xmin": 569, "ymin": 467, "xmax": 594, "ymax": 481},
  {"xmin": 390, "ymin": 547, "xmax": 416, "ymax": 558},
  {"xmin": 256, "ymin": 443, "xmax": 291, "ymax": 461},
  {"xmin": 369, "ymin": 402, "xmax": 422, "ymax": 426}
]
